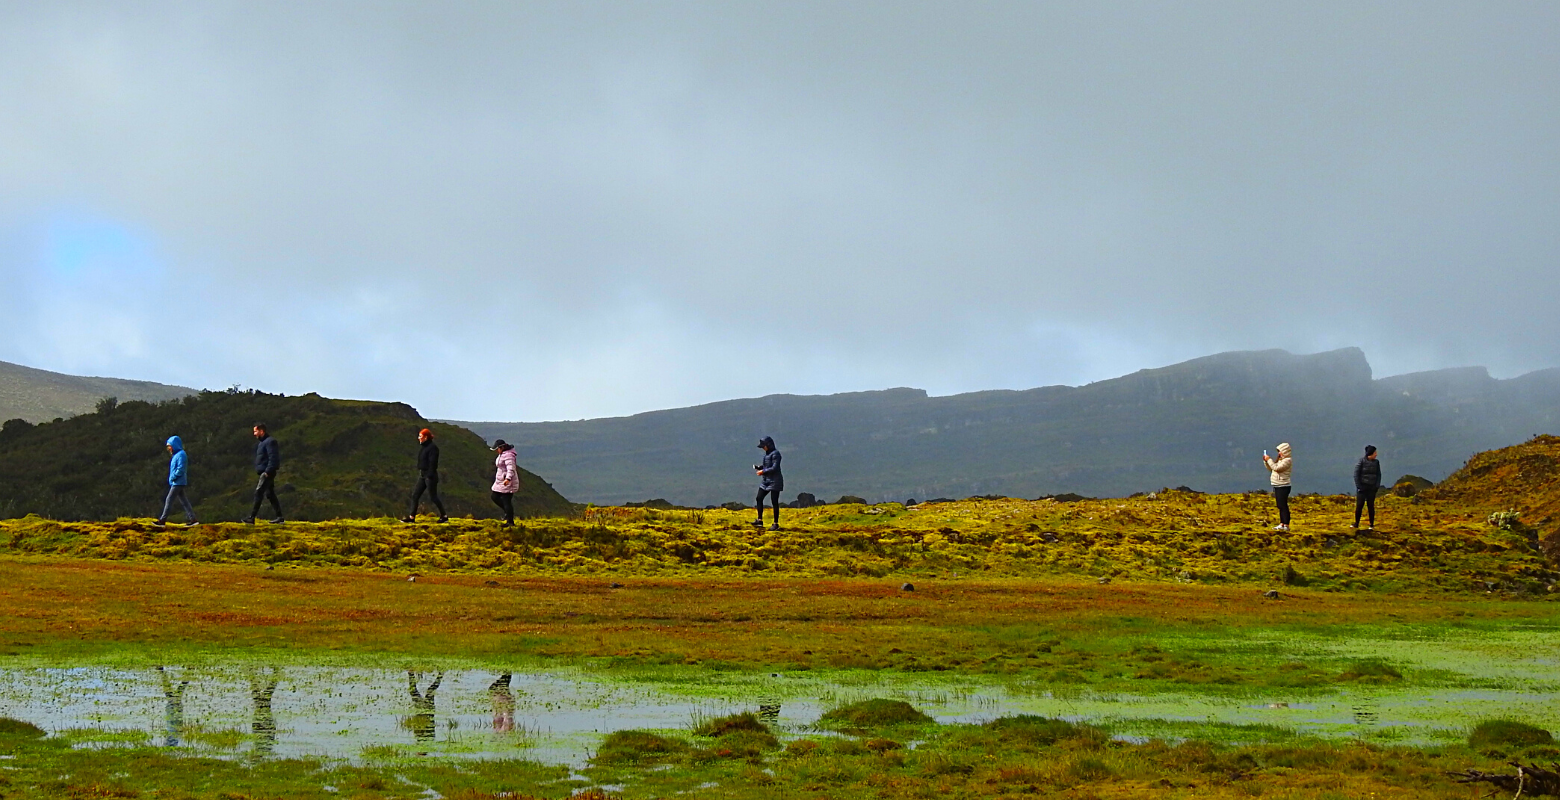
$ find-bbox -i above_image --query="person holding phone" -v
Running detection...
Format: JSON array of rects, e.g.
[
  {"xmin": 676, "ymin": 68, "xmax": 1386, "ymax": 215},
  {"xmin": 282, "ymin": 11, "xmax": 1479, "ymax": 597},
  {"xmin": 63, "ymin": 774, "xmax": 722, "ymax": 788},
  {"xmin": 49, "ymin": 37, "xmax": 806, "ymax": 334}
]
[
  {"xmin": 1262, "ymin": 442, "xmax": 1292, "ymax": 531},
  {"xmin": 753, "ymin": 436, "xmax": 783, "ymax": 530}
]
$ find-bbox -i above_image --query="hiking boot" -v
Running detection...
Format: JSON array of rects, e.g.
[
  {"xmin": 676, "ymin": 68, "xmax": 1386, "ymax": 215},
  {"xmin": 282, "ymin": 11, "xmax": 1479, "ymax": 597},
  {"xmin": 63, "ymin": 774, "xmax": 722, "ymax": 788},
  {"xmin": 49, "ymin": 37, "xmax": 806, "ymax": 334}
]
[
  {"xmin": 268, "ymin": 517, "xmax": 285, "ymax": 524},
  {"xmin": 769, "ymin": 523, "xmax": 781, "ymax": 531},
  {"xmin": 241, "ymin": 517, "xmax": 256, "ymax": 524}
]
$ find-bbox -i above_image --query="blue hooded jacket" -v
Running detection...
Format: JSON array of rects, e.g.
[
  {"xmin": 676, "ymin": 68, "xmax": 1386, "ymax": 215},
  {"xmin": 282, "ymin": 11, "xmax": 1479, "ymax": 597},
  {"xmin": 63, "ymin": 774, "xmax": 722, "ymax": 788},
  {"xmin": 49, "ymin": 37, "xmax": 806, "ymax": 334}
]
[{"xmin": 167, "ymin": 436, "xmax": 188, "ymax": 486}]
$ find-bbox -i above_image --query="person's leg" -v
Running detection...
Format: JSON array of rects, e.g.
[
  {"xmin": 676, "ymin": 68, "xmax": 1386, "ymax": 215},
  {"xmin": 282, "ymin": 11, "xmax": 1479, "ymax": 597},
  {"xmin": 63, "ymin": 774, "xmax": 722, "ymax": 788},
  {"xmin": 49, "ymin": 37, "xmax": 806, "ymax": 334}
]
[
  {"xmin": 1276, "ymin": 486, "xmax": 1291, "ymax": 526},
  {"xmin": 176, "ymin": 486, "xmax": 196, "ymax": 522},
  {"xmin": 409, "ymin": 476, "xmax": 428, "ymax": 517},
  {"xmin": 251, "ymin": 475, "xmax": 268, "ymax": 519},
  {"xmin": 502, "ymin": 493, "xmax": 515, "ymax": 525},
  {"xmin": 1366, "ymin": 487, "xmax": 1377, "ymax": 528},
  {"xmin": 754, "ymin": 489, "xmax": 768, "ymax": 523},
  {"xmin": 1354, "ymin": 490, "xmax": 1367, "ymax": 526},
  {"xmin": 768, "ymin": 489, "xmax": 781, "ymax": 525},
  {"xmin": 428, "ymin": 475, "xmax": 447, "ymax": 518},
  {"xmin": 264, "ymin": 475, "xmax": 283, "ymax": 518},
  {"xmin": 159, "ymin": 485, "xmax": 178, "ymax": 523},
  {"xmin": 491, "ymin": 490, "xmax": 504, "ymax": 516}
]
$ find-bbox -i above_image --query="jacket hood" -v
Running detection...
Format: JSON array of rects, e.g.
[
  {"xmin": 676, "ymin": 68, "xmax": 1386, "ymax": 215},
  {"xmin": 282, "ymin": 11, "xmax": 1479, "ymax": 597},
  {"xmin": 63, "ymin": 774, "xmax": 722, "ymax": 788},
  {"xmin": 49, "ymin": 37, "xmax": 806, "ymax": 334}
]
[
  {"xmin": 759, "ymin": 436, "xmax": 776, "ymax": 450},
  {"xmin": 166, "ymin": 436, "xmax": 183, "ymax": 452},
  {"xmin": 1276, "ymin": 442, "xmax": 1291, "ymax": 456}
]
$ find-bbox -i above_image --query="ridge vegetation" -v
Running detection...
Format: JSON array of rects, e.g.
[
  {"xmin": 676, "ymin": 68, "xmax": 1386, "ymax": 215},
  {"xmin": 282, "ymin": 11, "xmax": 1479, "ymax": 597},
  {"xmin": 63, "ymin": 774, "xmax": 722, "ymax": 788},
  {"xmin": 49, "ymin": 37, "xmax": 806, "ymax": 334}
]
[{"xmin": 0, "ymin": 390, "xmax": 572, "ymax": 521}]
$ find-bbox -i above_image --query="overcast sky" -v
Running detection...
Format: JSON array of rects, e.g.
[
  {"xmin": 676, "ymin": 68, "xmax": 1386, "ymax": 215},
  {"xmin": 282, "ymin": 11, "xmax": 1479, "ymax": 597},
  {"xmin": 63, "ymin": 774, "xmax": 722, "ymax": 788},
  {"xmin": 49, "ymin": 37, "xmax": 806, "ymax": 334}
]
[{"xmin": 2, "ymin": 2, "xmax": 1557, "ymax": 421}]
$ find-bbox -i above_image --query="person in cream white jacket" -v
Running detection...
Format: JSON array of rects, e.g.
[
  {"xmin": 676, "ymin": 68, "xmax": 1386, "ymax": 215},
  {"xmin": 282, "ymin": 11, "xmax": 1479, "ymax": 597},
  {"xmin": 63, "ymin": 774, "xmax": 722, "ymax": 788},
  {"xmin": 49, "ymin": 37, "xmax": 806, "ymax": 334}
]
[{"xmin": 1263, "ymin": 442, "xmax": 1293, "ymax": 531}]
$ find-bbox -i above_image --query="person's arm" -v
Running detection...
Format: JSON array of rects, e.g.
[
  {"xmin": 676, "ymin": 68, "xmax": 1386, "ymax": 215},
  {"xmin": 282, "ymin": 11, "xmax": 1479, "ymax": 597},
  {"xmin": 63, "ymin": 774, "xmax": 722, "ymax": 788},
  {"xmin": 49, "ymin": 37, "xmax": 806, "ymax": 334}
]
[{"xmin": 1354, "ymin": 459, "xmax": 1363, "ymax": 486}]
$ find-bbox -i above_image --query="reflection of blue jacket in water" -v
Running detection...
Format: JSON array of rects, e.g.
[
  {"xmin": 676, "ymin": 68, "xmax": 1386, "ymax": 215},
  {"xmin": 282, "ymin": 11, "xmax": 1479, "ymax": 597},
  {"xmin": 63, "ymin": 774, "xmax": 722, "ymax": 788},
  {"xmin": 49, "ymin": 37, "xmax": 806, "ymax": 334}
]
[
  {"xmin": 166, "ymin": 436, "xmax": 188, "ymax": 486},
  {"xmin": 757, "ymin": 438, "xmax": 783, "ymax": 492}
]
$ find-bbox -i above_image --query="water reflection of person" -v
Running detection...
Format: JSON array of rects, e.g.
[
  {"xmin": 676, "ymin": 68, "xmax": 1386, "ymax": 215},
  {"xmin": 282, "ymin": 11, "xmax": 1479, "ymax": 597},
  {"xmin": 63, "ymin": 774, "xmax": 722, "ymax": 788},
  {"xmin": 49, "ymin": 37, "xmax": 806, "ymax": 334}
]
[
  {"xmin": 156, "ymin": 666, "xmax": 189, "ymax": 747},
  {"xmin": 489, "ymin": 673, "xmax": 515, "ymax": 733},
  {"xmin": 406, "ymin": 671, "xmax": 443, "ymax": 743},
  {"xmin": 248, "ymin": 667, "xmax": 281, "ymax": 757}
]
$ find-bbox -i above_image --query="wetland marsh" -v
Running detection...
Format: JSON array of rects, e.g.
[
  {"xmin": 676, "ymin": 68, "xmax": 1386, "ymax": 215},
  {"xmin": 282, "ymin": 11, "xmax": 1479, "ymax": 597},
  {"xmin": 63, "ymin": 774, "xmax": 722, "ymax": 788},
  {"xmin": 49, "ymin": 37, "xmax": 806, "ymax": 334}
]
[{"xmin": 2, "ymin": 482, "xmax": 1558, "ymax": 797}]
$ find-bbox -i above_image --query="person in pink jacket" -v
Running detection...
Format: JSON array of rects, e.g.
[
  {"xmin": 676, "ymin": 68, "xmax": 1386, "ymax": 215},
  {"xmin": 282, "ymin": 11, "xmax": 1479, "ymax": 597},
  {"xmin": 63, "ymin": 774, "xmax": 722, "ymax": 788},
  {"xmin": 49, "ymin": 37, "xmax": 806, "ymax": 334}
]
[{"xmin": 491, "ymin": 439, "xmax": 519, "ymax": 526}]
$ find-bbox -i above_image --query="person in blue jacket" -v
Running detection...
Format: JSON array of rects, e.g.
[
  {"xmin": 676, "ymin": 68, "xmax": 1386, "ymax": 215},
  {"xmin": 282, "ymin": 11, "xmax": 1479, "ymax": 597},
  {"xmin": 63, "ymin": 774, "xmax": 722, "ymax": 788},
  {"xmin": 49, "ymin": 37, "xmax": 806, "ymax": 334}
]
[
  {"xmin": 753, "ymin": 436, "xmax": 783, "ymax": 530},
  {"xmin": 155, "ymin": 435, "xmax": 198, "ymax": 527},
  {"xmin": 243, "ymin": 423, "xmax": 284, "ymax": 524}
]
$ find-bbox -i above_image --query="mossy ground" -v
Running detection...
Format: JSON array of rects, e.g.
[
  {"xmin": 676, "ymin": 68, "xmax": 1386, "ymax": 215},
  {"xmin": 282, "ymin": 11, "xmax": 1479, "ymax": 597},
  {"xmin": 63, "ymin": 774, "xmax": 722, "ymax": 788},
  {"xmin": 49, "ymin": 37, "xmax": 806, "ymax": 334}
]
[
  {"xmin": 1, "ymin": 487, "xmax": 1552, "ymax": 593},
  {"xmin": 2, "ymin": 488, "xmax": 1558, "ymax": 797}
]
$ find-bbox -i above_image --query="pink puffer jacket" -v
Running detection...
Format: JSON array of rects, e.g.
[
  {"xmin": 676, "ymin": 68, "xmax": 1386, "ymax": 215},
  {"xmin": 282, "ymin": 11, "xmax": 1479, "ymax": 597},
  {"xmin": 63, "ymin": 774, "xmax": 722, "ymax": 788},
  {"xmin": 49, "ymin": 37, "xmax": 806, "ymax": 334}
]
[{"xmin": 492, "ymin": 449, "xmax": 519, "ymax": 493}]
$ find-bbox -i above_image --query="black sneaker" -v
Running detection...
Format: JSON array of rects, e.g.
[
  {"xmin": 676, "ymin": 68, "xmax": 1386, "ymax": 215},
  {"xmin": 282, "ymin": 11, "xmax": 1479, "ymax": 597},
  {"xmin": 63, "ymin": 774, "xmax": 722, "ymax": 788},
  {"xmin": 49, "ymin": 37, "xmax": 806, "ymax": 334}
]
[
  {"xmin": 438, "ymin": 516, "xmax": 449, "ymax": 523},
  {"xmin": 751, "ymin": 518, "xmax": 764, "ymax": 527},
  {"xmin": 152, "ymin": 520, "xmax": 167, "ymax": 528},
  {"xmin": 400, "ymin": 516, "xmax": 416, "ymax": 523},
  {"xmin": 241, "ymin": 517, "xmax": 256, "ymax": 524},
  {"xmin": 268, "ymin": 517, "xmax": 284, "ymax": 524},
  {"xmin": 769, "ymin": 523, "xmax": 781, "ymax": 531},
  {"xmin": 184, "ymin": 520, "xmax": 200, "ymax": 528}
]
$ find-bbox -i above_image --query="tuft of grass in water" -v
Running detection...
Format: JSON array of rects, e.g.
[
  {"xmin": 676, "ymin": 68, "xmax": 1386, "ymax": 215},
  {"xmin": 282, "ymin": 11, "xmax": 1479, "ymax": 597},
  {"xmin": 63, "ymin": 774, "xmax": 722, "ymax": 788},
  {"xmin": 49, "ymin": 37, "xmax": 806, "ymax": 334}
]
[
  {"xmin": 1337, "ymin": 658, "xmax": 1404, "ymax": 683},
  {"xmin": 692, "ymin": 711, "xmax": 770, "ymax": 738},
  {"xmin": 1469, "ymin": 719, "xmax": 1554, "ymax": 751},
  {"xmin": 818, "ymin": 698, "xmax": 934, "ymax": 732},
  {"xmin": 0, "ymin": 717, "xmax": 44, "ymax": 738},
  {"xmin": 591, "ymin": 730, "xmax": 689, "ymax": 765}
]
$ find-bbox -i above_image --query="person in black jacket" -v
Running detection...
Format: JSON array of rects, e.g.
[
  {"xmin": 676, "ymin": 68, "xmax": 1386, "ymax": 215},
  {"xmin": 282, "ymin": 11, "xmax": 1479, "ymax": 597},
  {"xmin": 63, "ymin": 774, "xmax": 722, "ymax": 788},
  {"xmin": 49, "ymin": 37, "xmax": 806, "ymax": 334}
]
[
  {"xmin": 753, "ymin": 436, "xmax": 783, "ymax": 530},
  {"xmin": 243, "ymin": 423, "xmax": 284, "ymax": 524},
  {"xmin": 1353, "ymin": 445, "xmax": 1382, "ymax": 530},
  {"xmin": 402, "ymin": 428, "xmax": 448, "ymax": 523}
]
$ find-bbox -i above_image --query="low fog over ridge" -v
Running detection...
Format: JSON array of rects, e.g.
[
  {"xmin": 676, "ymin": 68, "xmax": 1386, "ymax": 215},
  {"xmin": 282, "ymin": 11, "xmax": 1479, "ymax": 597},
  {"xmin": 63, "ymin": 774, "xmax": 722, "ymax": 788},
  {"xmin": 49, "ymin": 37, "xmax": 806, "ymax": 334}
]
[{"xmin": 2, "ymin": 3, "xmax": 1559, "ymax": 422}]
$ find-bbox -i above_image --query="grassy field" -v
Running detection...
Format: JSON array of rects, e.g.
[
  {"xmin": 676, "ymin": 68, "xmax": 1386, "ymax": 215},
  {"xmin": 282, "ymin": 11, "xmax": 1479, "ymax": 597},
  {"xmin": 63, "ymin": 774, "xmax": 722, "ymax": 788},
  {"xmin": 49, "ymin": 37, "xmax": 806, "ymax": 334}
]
[
  {"xmin": 1, "ymin": 489, "xmax": 1551, "ymax": 593},
  {"xmin": 2, "ymin": 488, "xmax": 1558, "ymax": 798}
]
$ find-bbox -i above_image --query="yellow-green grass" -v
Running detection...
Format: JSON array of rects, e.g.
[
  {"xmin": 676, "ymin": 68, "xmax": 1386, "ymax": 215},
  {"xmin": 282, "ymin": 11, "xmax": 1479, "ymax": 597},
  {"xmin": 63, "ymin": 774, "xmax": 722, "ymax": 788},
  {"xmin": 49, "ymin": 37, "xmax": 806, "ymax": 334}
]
[{"xmin": 0, "ymin": 491, "xmax": 1549, "ymax": 594}]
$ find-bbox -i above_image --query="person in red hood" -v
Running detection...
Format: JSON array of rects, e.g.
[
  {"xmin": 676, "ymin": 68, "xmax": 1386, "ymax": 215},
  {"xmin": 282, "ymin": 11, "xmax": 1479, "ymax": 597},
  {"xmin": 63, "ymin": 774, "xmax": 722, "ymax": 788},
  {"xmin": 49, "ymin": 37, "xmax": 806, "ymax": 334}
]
[{"xmin": 402, "ymin": 428, "xmax": 448, "ymax": 523}]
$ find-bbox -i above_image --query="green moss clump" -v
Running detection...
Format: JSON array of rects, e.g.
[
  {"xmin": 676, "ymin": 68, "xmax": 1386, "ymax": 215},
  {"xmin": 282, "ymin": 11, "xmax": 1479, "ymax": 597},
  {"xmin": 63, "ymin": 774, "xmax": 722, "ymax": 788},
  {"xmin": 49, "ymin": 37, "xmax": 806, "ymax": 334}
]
[
  {"xmin": 1337, "ymin": 659, "xmax": 1402, "ymax": 683},
  {"xmin": 591, "ymin": 730, "xmax": 689, "ymax": 765},
  {"xmin": 693, "ymin": 711, "xmax": 771, "ymax": 738},
  {"xmin": 819, "ymin": 699, "xmax": 933, "ymax": 731},
  {"xmin": 1469, "ymin": 719, "xmax": 1554, "ymax": 750},
  {"xmin": 0, "ymin": 717, "xmax": 45, "ymax": 738},
  {"xmin": 982, "ymin": 715, "xmax": 1087, "ymax": 746}
]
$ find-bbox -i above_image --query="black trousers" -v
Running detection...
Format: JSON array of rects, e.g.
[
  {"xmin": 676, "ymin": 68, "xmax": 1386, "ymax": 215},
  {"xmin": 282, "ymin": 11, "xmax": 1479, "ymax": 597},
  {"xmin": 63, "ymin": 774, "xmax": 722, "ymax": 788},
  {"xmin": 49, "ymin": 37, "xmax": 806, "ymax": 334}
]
[
  {"xmin": 410, "ymin": 474, "xmax": 446, "ymax": 517},
  {"xmin": 1355, "ymin": 486, "xmax": 1378, "ymax": 527},
  {"xmin": 755, "ymin": 488, "xmax": 780, "ymax": 522},
  {"xmin": 251, "ymin": 473, "xmax": 282, "ymax": 518},
  {"xmin": 491, "ymin": 491, "xmax": 515, "ymax": 524},
  {"xmin": 1273, "ymin": 485, "xmax": 1291, "ymax": 526}
]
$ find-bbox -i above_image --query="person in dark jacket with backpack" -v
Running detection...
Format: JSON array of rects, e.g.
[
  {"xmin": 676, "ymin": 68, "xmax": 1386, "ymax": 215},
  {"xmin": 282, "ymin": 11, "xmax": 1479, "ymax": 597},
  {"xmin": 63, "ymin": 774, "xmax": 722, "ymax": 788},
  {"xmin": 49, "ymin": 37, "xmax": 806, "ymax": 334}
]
[
  {"xmin": 1353, "ymin": 445, "xmax": 1382, "ymax": 530},
  {"xmin": 403, "ymin": 428, "xmax": 448, "ymax": 523},
  {"xmin": 244, "ymin": 423, "xmax": 283, "ymax": 524},
  {"xmin": 753, "ymin": 436, "xmax": 783, "ymax": 530}
]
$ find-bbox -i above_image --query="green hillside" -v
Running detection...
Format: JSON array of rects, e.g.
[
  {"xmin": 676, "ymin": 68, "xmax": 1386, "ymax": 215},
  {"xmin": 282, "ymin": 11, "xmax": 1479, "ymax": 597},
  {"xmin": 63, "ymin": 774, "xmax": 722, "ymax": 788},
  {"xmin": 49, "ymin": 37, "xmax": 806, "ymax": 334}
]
[
  {"xmin": 456, "ymin": 348, "xmax": 1560, "ymax": 506},
  {"xmin": 0, "ymin": 359, "xmax": 194, "ymax": 423},
  {"xmin": 0, "ymin": 390, "xmax": 573, "ymax": 521}
]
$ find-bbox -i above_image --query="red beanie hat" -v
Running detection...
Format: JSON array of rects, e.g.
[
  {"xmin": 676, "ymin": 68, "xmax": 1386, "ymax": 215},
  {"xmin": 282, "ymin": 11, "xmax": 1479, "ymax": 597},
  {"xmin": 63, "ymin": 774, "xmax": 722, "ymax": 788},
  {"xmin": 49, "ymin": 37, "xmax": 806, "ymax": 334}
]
[{"xmin": 419, "ymin": 428, "xmax": 433, "ymax": 438}]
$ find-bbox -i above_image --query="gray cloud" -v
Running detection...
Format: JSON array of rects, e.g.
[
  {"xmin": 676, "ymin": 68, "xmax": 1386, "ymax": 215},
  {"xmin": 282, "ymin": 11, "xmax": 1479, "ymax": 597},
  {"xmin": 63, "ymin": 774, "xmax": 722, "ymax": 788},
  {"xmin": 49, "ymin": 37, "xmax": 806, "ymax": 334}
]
[{"xmin": 2, "ymin": 1, "xmax": 1557, "ymax": 420}]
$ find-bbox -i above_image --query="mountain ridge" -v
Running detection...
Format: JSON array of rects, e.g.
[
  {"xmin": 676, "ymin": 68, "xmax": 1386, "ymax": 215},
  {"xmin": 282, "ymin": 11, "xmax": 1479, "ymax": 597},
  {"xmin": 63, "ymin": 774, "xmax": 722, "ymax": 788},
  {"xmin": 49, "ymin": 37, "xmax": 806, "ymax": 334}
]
[
  {"xmin": 0, "ymin": 359, "xmax": 195, "ymax": 424},
  {"xmin": 452, "ymin": 348, "xmax": 1560, "ymax": 506}
]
